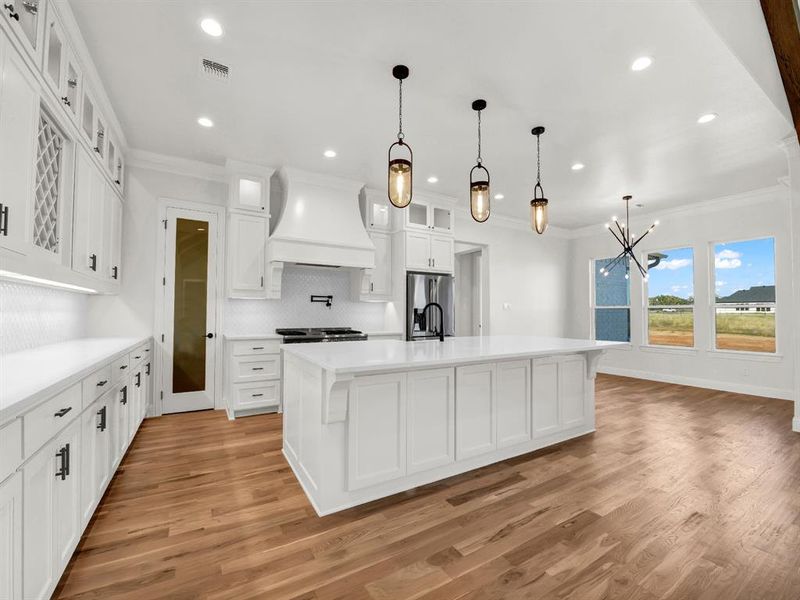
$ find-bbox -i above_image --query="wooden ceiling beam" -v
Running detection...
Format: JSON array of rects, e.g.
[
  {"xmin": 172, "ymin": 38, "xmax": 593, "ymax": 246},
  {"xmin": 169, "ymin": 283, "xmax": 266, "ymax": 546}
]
[{"xmin": 760, "ymin": 0, "xmax": 800, "ymax": 139}]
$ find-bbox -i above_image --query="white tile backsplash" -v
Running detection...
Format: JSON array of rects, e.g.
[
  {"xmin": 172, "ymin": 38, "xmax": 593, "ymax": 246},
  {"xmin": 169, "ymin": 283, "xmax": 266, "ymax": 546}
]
[
  {"xmin": 0, "ymin": 281, "xmax": 88, "ymax": 354},
  {"xmin": 224, "ymin": 266, "xmax": 389, "ymax": 334}
]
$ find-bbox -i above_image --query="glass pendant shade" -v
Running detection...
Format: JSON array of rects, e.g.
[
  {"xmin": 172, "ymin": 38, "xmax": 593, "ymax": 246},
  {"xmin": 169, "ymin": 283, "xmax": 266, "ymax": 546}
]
[
  {"xmin": 469, "ymin": 163, "xmax": 490, "ymax": 222},
  {"xmin": 531, "ymin": 198, "xmax": 548, "ymax": 234},
  {"xmin": 388, "ymin": 151, "xmax": 412, "ymax": 208}
]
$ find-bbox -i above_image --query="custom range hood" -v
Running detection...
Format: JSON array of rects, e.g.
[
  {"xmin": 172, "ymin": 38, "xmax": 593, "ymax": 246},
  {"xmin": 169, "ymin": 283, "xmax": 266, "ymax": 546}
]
[{"xmin": 268, "ymin": 168, "xmax": 375, "ymax": 270}]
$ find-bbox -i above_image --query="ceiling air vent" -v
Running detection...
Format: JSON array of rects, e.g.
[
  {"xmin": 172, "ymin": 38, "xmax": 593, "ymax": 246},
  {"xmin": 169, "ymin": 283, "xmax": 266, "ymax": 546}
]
[{"xmin": 200, "ymin": 58, "xmax": 230, "ymax": 82}]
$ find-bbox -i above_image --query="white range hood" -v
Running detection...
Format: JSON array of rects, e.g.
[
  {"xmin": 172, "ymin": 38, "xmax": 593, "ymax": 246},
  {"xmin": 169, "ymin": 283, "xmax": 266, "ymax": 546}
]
[{"xmin": 268, "ymin": 168, "xmax": 375, "ymax": 272}]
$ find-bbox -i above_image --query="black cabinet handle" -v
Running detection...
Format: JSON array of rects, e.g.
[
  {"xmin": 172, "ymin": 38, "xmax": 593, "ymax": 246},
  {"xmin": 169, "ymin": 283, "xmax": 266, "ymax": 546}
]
[
  {"xmin": 0, "ymin": 203, "xmax": 8, "ymax": 236},
  {"xmin": 89, "ymin": 253, "xmax": 97, "ymax": 271},
  {"xmin": 96, "ymin": 379, "xmax": 108, "ymax": 387},
  {"xmin": 251, "ymin": 367, "xmax": 264, "ymax": 371},
  {"xmin": 115, "ymin": 179, "xmax": 121, "ymax": 185},
  {"xmin": 145, "ymin": 363, "xmax": 150, "ymax": 375},
  {"xmin": 97, "ymin": 406, "xmax": 107, "ymax": 431},
  {"xmin": 120, "ymin": 385, "xmax": 128, "ymax": 405},
  {"xmin": 135, "ymin": 373, "xmax": 141, "ymax": 387},
  {"xmin": 112, "ymin": 265, "xmax": 118, "ymax": 279},
  {"xmin": 4, "ymin": 4, "xmax": 19, "ymax": 20},
  {"xmin": 54, "ymin": 407, "xmax": 72, "ymax": 418},
  {"xmin": 55, "ymin": 443, "xmax": 70, "ymax": 480},
  {"xmin": 94, "ymin": 146, "xmax": 100, "ymax": 154},
  {"xmin": 251, "ymin": 393, "xmax": 263, "ymax": 398},
  {"xmin": 252, "ymin": 346, "xmax": 264, "ymax": 350},
  {"xmin": 61, "ymin": 96, "xmax": 71, "ymax": 106},
  {"xmin": 120, "ymin": 364, "xmax": 128, "ymax": 370},
  {"xmin": 21, "ymin": 0, "xmax": 36, "ymax": 14}
]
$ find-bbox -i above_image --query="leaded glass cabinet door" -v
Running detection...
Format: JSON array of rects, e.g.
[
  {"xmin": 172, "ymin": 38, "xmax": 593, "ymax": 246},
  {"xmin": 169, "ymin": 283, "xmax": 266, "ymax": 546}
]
[{"xmin": 161, "ymin": 207, "xmax": 218, "ymax": 414}]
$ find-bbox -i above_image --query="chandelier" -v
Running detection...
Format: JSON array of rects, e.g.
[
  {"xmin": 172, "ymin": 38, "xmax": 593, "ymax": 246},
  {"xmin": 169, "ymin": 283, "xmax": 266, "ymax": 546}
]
[{"xmin": 600, "ymin": 195, "xmax": 659, "ymax": 280}]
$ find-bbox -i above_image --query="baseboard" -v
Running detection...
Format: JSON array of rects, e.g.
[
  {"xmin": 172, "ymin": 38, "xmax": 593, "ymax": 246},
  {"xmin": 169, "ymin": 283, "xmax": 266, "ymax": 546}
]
[
  {"xmin": 598, "ymin": 366, "xmax": 793, "ymax": 401},
  {"xmin": 793, "ymin": 417, "xmax": 800, "ymax": 433}
]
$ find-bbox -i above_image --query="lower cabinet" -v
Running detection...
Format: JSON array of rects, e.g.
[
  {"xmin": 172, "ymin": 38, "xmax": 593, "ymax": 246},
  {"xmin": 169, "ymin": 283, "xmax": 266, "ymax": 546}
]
[
  {"xmin": 80, "ymin": 396, "xmax": 111, "ymax": 523},
  {"xmin": 347, "ymin": 373, "xmax": 407, "ymax": 490},
  {"xmin": 455, "ymin": 363, "xmax": 497, "ymax": 460},
  {"xmin": 496, "ymin": 360, "xmax": 532, "ymax": 448},
  {"xmin": 407, "ymin": 368, "xmax": 455, "ymax": 474},
  {"xmin": 532, "ymin": 355, "xmax": 587, "ymax": 436},
  {"xmin": 0, "ymin": 471, "xmax": 22, "ymax": 600},
  {"xmin": 114, "ymin": 383, "xmax": 130, "ymax": 459},
  {"xmin": 224, "ymin": 337, "xmax": 282, "ymax": 417},
  {"xmin": 23, "ymin": 418, "xmax": 81, "ymax": 600}
]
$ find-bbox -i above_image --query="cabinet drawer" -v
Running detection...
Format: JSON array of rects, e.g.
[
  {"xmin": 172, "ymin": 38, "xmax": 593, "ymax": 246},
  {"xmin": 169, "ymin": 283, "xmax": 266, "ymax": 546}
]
[
  {"xmin": 110, "ymin": 354, "xmax": 130, "ymax": 384},
  {"xmin": 232, "ymin": 382, "xmax": 280, "ymax": 411},
  {"xmin": 82, "ymin": 365, "xmax": 113, "ymax": 407},
  {"xmin": 231, "ymin": 355, "xmax": 280, "ymax": 383},
  {"xmin": 23, "ymin": 383, "xmax": 81, "ymax": 458},
  {"xmin": 231, "ymin": 339, "xmax": 281, "ymax": 356},
  {"xmin": 0, "ymin": 419, "xmax": 22, "ymax": 481},
  {"xmin": 129, "ymin": 343, "xmax": 149, "ymax": 367}
]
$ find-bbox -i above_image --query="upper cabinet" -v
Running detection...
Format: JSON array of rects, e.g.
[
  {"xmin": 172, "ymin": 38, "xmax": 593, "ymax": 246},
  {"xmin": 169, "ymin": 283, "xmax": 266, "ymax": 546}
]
[
  {"xmin": 226, "ymin": 160, "xmax": 274, "ymax": 215},
  {"xmin": 404, "ymin": 198, "xmax": 454, "ymax": 235},
  {"xmin": 1, "ymin": 0, "xmax": 44, "ymax": 64},
  {"xmin": 42, "ymin": 4, "xmax": 81, "ymax": 124},
  {"xmin": 360, "ymin": 188, "xmax": 393, "ymax": 232}
]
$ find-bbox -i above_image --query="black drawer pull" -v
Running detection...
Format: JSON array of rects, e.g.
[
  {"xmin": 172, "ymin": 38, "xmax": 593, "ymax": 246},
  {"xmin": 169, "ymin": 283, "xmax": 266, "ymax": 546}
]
[
  {"xmin": 54, "ymin": 407, "xmax": 72, "ymax": 418},
  {"xmin": 96, "ymin": 379, "xmax": 108, "ymax": 387},
  {"xmin": 119, "ymin": 365, "xmax": 128, "ymax": 370},
  {"xmin": 145, "ymin": 363, "xmax": 151, "ymax": 375},
  {"xmin": 252, "ymin": 346, "xmax": 264, "ymax": 350},
  {"xmin": 4, "ymin": 4, "xmax": 19, "ymax": 20},
  {"xmin": 61, "ymin": 96, "xmax": 71, "ymax": 106},
  {"xmin": 120, "ymin": 386, "xmax": 128, "ymax": 405},
  {"xmin": 0, "ymin": 203, "xmax": 7, "ymax": 236},
  {"xmin": 251, "ymin": 367, "xmax": 264, "ymax": 371},
  {"xmin": 251, "ymin": 393, "xmax": 263, "ymax": 397}
]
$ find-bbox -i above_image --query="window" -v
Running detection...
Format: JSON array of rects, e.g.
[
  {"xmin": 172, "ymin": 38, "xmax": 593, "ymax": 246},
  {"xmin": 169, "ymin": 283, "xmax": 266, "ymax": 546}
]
[
  {"xmin": 646, "ymin": 248, "xmax": 694, "ymax": 347},
  {"xmin": 593, "ymin": 258, "xmax": 630, "ymax": 342},
  {"xmin": 713, "ymin": 238, "xmax": 775, "ymax": 353}
]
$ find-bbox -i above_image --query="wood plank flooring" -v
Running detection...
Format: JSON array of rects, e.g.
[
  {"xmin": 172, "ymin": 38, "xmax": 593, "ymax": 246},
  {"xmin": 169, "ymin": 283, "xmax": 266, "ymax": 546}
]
[{"xmin": 53, "ymin": 375, "xmax": 800, "ymax": 599}]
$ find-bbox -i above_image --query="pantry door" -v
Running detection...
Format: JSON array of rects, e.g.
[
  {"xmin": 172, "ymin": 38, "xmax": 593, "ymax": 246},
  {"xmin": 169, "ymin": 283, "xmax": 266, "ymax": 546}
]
[{"xmin": 161, "ymin": 206, "xmax": 218, "ymax": 414}]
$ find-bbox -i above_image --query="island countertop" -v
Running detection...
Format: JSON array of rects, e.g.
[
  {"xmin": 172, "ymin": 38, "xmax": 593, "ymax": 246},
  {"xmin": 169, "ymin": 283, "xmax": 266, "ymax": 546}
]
[{"xmin": 281, "ymin": 335, "xmax": 623, "ymax": 375}]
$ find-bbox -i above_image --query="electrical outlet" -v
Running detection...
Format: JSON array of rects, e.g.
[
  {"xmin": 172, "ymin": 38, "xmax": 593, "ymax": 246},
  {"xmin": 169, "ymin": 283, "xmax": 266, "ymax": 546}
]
[{"xmin": 503, "ymin": 302, "xmax": 511, "ymax": 311}]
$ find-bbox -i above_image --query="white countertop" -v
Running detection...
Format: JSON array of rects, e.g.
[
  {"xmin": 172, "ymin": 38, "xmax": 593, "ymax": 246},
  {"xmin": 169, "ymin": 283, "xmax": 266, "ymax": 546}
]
[
  {"xmin": 223, "ymin": 331, "xmax": 402, "ymax": 341},
  {"xmin": 282, "ymin": 335, "xmax": 624, "ymax": 374},
  {"xmin": 0, "ymin": 336, "xmax": 149, "ymax": 424}
]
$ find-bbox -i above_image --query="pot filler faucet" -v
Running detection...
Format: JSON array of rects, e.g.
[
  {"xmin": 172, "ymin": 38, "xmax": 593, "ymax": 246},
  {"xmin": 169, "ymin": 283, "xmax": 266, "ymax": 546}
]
[{"xmin": 422, "ymin": 302, "xmax": 445, "ymax": 342}]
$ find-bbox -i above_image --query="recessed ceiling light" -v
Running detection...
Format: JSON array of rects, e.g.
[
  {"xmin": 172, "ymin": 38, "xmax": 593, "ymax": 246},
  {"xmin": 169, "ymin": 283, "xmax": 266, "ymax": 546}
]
[
  {"xmin": 631, "ymin": 56, "xmax": 652, "ymax": 71},
  {"xmin": 571, "ymin": 163, "xmax": 585, "ymax": 171},
  {"xmin": 427, "ymin": 176, "xmax": 438, "ymax": 183},
  {"xmin": 200, "ymin": 18, "xmax": 223, "ymax": 37},
  {"xmin": 493, "ymin": 193, "xmax": 504, "ymax": 200},
  {"xmin": 697, "ymin": 112, "xmax": 718, "ymax": 124},
  {"xmin": 323, "ymin": 149, "xmax": 337, "ymax": 158},
  {"xmin": 197, "ymin": 116, "xmax": 214, "ymax": 128}
]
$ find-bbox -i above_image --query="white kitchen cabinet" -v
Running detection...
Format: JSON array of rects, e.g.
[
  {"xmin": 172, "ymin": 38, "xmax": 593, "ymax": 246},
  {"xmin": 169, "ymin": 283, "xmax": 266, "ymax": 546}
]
[
  {"xmin": 455, "ymin": 363, "xmax": 497, "ymax": 460},
  {"xmin": 0, "ymin": 33, "xmax": 38, "ymax": 256},
  {"xmin": 496, "ymin": 360, "xmax": 532, "ymax": 448},
  {"xmin": 560, "ymin": 356, "xmax": 586, "ymax": 428},
  {"xmin": 143, "ymin": 360, "xmax": 152, "ymax": 418},
  {"xmin": 80, "ymin": 84, "xmax": 94, "ymax": 143},
  {"xmin": 360, "ymin": 188, "xmax": 393, "ymax": 232},
  {"xmin": 1, "ymin": 0, "xmax": 44, "ymax": 64},
  {"xmin": 404, "ymin": 231, "xmax": 431, "ymax": 270},
  {"xmin": 0, "ymin": 471, "xmax": 22, "ymax": 600},
  {"xmin": 105, "ymin": 188, "xmax": 122, "ymax": 281},
  {"xmin": 429, "ymin": 234, "xmax": 454, "ymax": 272},
  {"xmin": 23, "ymin": 418, "xmax": 81, "ymax": 600},
  {"xmin": 224, "ymin": 337, "xmax": 282, "ymax": 418},
  {"xmin": 404, "ymin": 199, "xmax": 454, "ymax": 234},
  {"xmin": 352, "ymin": 232, "xmax": 392, "ymax": 301},
  {"xmin": 129, "ymin": 366, "xmax": 143, "ymax": 441},
  {"xmin": 229, "ymin": 175, "xmax": 267, "ymax": 213},
  {"xmin": 532, "ymin": 357, "xmax": 560, "ymax": 437},
  {"xmin": 42, "ymin": 6, "xmax": 64, "ymax": 95},
  {"xmin": 80, "ymin": 397, "xmax": 111, "ymax": 523},
  {"xmin": 407, "ymin": 368, "xmax": 454, "ymax": 474},
  {"xmin": 62, "ymin": 47, "xmax": 81, "ymax": 121},
  {"xmin": 227, "ymin": 213, "xmax": 266, "ymax": 298},
  {"xmin": 114, "ymin": 383, "xmax": 130, "ymax": 462},
  {"xmin": 347, "ymin": 373, "xmax": 407, "ymax": 490},
  {"xmin": 72, "ymin": 146, "xmax": 106, "ymax": 277}
]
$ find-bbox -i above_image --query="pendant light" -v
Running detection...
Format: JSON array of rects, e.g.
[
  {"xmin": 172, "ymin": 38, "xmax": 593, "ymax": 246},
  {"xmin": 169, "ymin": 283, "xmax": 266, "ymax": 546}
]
[
  {"xmin": 530, "ymin": 126, "xmax": 549, "ymax": 234},
  {"xmin": 600, "ymin": 195, "xmax": 659, "ymax": 279},
  {"xmin": 469, "ymin": 99, "xmax": 490, "ymax": 222},
  {"xmin": 388, "ymin": 65, "xmax": 412, "ymax": 208}
]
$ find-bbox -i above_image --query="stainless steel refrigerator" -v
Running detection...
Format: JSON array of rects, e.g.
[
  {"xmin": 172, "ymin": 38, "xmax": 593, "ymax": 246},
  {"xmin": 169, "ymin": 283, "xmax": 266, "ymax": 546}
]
[{"xmin": 406, "ymin": 272, "xmax": 455, "ymax": 341}]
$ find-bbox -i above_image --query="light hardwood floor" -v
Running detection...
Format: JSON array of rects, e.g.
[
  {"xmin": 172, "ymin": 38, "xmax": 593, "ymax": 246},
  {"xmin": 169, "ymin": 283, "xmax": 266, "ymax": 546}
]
[{"xmin": 54, "ymin": 374, "xmax": 800, "ymax": 599}]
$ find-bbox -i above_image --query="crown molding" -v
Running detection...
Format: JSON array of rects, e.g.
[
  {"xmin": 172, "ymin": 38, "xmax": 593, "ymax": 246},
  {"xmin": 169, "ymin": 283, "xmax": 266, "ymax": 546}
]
[
  {"xmin": 127, "ymin": 149, "xmax": 227, "ymax": 182},
  {"xmin": 568, "ymin": 184, "xmax": 789, "ymax": 240},
  {"xmin": 454, "ymin": 208, "xmax": 572, "ymax": 238}
]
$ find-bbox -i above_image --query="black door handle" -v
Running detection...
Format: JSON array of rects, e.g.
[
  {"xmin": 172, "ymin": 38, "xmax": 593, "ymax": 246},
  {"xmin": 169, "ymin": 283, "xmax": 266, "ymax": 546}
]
[
  {"xmin": 61, "ymin": 96, "xmax": 71, "ymax": 106},
  {"xmin": 206, "ymin": 333, "xmax": 214, "ymax": 339},
  {"xmin": 120, "ymin": 385, "xmax": 127, "ymax": 405},
  {"xmin": 135, "ymin": 373, "xmax": 141, "ymax": 387},
  {"xmin": 0, "ymin": 203, "xmax": 8, "ymax": 236},
  {"xmin": 97, "ymin": 406, "xmax": 107, "ymax": 431},
  {"xmin": 89, "ymin": 253, "xmax": 97, "ymax": 271},
  {"xmin": 4, "ymin": 4, "xmax": 19, "ymax": 20},
  {"xmin": 112, "ymin": 265, "xmax": 118, "ymax": 279}
]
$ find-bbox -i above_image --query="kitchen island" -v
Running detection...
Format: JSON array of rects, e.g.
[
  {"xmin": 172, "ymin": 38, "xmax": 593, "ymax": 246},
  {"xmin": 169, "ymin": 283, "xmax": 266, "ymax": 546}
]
[{"xmin": 281, "ymin": 336, "xmax": 622, "ymax": 515}]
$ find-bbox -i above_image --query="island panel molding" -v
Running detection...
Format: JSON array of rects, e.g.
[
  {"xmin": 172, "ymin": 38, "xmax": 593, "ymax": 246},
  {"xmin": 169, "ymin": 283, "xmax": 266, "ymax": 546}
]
[{"xmin": 281, "ymin": 336, "xmax": 621, "ymax": 515}]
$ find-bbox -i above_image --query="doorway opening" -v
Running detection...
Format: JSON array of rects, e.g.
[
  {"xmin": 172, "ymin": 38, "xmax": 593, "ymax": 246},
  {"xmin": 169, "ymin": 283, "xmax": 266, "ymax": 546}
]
[{"xmin": 454, "ymin": 242, "xmax": 488, "ymax": 337}]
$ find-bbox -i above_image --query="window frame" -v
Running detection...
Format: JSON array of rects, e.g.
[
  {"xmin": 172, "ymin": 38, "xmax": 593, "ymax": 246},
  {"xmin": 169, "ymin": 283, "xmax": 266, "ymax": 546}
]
[
  {"xmin": 590, "ymin": 256, "xmax": 631, "ymax": 344},
  {"xmin": 642, "ymin": 246, "xmax": 696, "ymax": 350},
  {"xmin": 709, "ymin": 236, "xmax": 778, "ymax": 356}
]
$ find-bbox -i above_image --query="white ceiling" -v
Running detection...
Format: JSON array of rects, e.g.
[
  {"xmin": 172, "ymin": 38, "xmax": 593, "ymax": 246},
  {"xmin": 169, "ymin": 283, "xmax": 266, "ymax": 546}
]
[{"xmin": 68, "ymin": 0, "xmax": 793, "ymax": 228}]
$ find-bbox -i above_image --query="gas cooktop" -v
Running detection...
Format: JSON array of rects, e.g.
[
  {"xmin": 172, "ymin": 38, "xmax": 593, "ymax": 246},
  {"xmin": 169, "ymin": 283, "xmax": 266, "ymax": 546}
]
[{"xmin": 275, "ymin": 327, "xmax": 368, "ymax": 343}]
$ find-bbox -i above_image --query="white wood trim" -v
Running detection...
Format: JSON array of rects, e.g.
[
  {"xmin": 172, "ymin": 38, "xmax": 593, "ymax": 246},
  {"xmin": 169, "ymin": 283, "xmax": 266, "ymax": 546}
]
[
  {"xmin": 128, "ymin": 149, "xmax": 227, "ymax": 183},
  {"xmin": 153, "ymin": 198, "xmax": 226, "ymax": 416}
]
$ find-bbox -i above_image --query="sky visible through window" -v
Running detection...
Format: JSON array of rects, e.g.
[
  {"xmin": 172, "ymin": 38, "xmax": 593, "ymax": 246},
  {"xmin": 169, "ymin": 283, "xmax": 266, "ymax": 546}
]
[{"xmin": 648, "ymin": 247, "xmax": 694, "ymax": 300}]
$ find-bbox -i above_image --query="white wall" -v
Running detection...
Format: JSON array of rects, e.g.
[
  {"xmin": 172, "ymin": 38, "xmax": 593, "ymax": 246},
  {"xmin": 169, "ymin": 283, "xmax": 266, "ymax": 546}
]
[
  {"xmin": 569, "ymin": 186, "xmax": 795, "ymax": 400},
  {"xmin": 455, "ymin": 215, "xmax": 573, "ymax": 337},
  {"xmin": 0, "ymin": 281, "xmax": 88, "ymax": 354}
]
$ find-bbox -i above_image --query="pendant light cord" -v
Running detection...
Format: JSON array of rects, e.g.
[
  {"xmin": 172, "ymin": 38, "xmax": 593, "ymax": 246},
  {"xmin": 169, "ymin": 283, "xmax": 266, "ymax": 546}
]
[
  {"xmin": 476, "ymin": 110, "xmax": 482, "ymax": 165},
  {"xmin": 536, "ymin": 133, "xmax": 541, "ymax": 185},
  {"xmin": 397, "ymin": 79, "xmax": 404, "ymax": 140}
]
